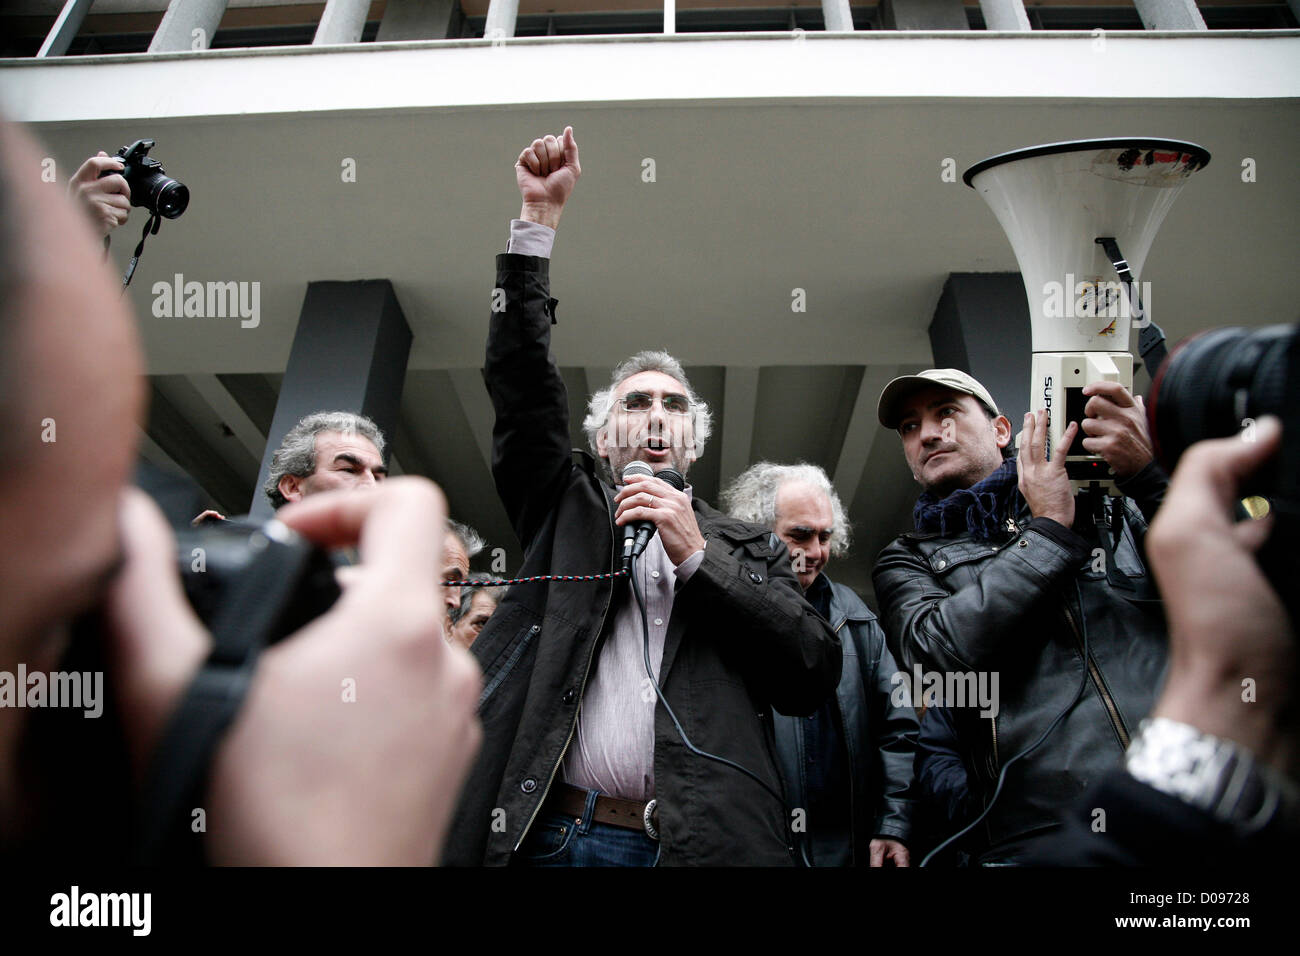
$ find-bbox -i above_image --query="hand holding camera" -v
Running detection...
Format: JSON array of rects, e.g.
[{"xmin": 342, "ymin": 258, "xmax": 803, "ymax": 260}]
[
  {"xmin": 69, "ymin": 151, "xmax": 131, "ymax": 238},
  {"xmin": 105, "ymin": 479, "xmax": 482, "ymax": 864}
]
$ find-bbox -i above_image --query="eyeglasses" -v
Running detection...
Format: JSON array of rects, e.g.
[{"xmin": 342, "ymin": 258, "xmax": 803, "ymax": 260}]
[{"xmin": 618, "ymin": 391, "xmax": 691, "ymax": 415}]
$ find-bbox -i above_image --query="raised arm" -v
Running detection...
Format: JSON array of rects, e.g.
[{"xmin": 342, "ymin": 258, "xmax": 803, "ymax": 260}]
[{"xmin": 484, "ymin": 128, "xmax": 584, "ymax": 547}]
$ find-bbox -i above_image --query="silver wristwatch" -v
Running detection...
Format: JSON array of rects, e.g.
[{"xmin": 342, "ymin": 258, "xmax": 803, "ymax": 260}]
[{"xmin": 1125, "ymin": 717, "xmax": 1297, "ymax": 835}]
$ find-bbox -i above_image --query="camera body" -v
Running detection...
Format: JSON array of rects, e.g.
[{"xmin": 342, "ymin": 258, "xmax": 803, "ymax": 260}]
[
  {"xmin": 102, "ymin": 138, "xmax": 189, "ymax": 219},
  {"xmin": 173, "ymin": 516, "xmax": 342, "ymax": 643},
  {"xmin": 1148, "ymin": 322, "xmax": 1299, "ymax": 627}
]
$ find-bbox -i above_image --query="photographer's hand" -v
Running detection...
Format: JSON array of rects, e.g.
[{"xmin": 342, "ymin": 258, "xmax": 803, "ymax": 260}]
[
  {"xmin": 516, "ymin": 126, "xmax": 581, "ymax": 231},
  {"xmin": 1148, "ymin": 417, "xmax": 1296, "ymax": 773},
  {"xmin": 1018, "ymin": 408, "xmax": 1079, "ymax": 528},
  {"xmin": 1080, "ymin": 380, "xmax": 1154, "ymax": 480},
  {"xmin": 106, "ymin": 480, "xmax": 482, "ymax": 865},
  {"xmin": 68, "ymin": 152, "xmax": 130, "ymax": 238}
]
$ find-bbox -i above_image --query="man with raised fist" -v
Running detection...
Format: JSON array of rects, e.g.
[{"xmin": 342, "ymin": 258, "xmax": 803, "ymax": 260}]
[{"xmin": 443, "ymin": 128, "xmax": 840, "ymax": 866}]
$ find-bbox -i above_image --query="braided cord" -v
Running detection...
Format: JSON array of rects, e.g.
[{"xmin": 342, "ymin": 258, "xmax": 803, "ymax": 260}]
[{"xmin": 442, "ymin": 570, "xmax": 628, "ymax": 587}]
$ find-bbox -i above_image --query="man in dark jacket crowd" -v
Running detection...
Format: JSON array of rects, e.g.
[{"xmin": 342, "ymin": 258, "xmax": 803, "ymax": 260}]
[
  {"xmin": 872, "ymin": 368, "xmax": 1168, "ymax": 864},
  {"xmin": 442, "ymin": 127, "xmax": 841, "ymax": 866},
  {"xmin": 723, "ymin": 462, "xmax": 917, "ymax": 866}
]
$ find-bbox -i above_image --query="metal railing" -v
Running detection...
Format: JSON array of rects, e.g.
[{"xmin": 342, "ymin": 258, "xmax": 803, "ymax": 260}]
[{"xmin": 27, "ymin": 0, "xmax": 1290, "ymax": 59}]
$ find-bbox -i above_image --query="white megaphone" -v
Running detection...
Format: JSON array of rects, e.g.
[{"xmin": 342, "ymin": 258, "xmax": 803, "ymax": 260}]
[{"xmin": 964, "ymin": 138, "xmax": 1210, "ymax": 493}]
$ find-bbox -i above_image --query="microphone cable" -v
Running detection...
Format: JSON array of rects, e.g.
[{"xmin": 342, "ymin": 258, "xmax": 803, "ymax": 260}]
[{"xmin": 629, "ymin": 551, "xmax": 787, "ymax": 808}]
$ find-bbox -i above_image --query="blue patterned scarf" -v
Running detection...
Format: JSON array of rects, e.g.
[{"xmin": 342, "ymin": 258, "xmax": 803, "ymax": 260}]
[{"xmin": 913, "ymin": 458, "xmax": 1023, "ymax": 542}]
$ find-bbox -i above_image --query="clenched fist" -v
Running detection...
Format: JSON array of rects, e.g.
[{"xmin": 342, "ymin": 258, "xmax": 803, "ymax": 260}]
[{"xmin": 516, "ymin": 126, "xmax": 581, "ymax": 231}]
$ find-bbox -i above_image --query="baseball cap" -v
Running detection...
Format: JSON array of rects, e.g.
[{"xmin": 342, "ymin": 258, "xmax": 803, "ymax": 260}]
[{"xmin": 877, "ymin": 368, "xmax": 1001, "ymax": 429}]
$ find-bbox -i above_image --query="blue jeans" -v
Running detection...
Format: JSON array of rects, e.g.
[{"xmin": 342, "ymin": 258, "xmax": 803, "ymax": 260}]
[{"xmin": 513, "ymin": 788, "xmax": 660, "ymax": 867}]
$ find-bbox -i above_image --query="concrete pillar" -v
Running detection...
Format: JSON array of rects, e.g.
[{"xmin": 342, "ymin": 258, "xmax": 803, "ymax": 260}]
[
  {"xmin": 37, "ymin": 0, "xmax": 95, "ymax": 57},
  {"xmin": 377, "ymin": 0, "xmax": 458, "ymax": 41},
  {"xmin": 149, "ymin": 0, "xmax": 229, "ymax": 53},
  {"xmin": 314, "ymin": 0, "xmax": 370, "ymax": 45},
  {"xmin": 250, "ymin": 280, "xmax": 412, "ymax": 519},
  {"xmin": 1133, "ymin": 0, "xmax": 1207, "ymax": 30},
  {"xmin": 929, "ymin": 273, "xmax": 1032, "ymax": 425},
  {"xmin": 484, "ymin": 0, "xmax": 518, "ymax": 40},
  {"xmin": 979, "ymin": 0, "xmax": 1031, "ymax": 31},
  {"xmin": 821, "ymin": 0, "xmax": 854, "ymax": 31},
  {"xmin": 880, "ymin": 0, "xmax": 970, "ymax": 30}
]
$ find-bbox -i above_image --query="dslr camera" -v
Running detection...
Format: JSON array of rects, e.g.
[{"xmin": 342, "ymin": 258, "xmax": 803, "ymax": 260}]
[
  {"xmin": 1148, "ymin": 322, "xmax": 1299, "ymax": 623},
  {"xmin": 102, "ymin": 138, "xmax": 189, "ymax": 219}
]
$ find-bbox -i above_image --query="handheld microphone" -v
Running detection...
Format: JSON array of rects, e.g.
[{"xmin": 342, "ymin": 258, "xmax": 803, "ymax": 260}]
[
  {"xmin": 630, "ymin": 468, "xmax": 686, "ymax": 562},
  {"xmin": 621, "ymin": 461, "xmax": 654, "ymax": 571}
]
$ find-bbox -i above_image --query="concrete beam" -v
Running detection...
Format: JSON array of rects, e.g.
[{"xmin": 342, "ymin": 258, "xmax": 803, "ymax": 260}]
[
  {"xmin": 821, "ymin": 0, "xmax": 854, "ymax": 32},
  {"xmin": 251, "ymin": 280, "xmax": 412, "ymax": 520},
  {"xmin": 978, "ymin": 0, "xmax": 1031, "ymax": 31},
  {"xmin": 314, "ymin": 0, "xmax": 369, "ymax": 45},
  {"xmin": 833, "ymin": 365, "xmax": 904, "ymax": 515},
  {"xmin": 718, "ymin": 366, "xmax": 759, "ymax": 488},
  {"xmin": 880, "ymin": 0, "xmax": 969, "ymax": 30},
  {"xmin": 187, "ymin": 373, "xmax": 267, "ymax": 464},
  {"xmin": 929, "ymin": 273, "xmax": 1032, "ymax": 426},
  {"xmin": 148, "ymin": 0, "xmax": 227, "ymax": 52},
  {"xmin": 447, "ymin": 367, "xmax": 497, "ymax": 474},
  {"xmin": 36, "ymin": 0, "xmax": 95, "ymax": 58},
  {"xmin": 484, "ymin": 0, "xmax": 518, "ymax": 40},
  {"xmin": 1134, "ymin": 0, "xmax": 1207, "ymax": 30},
  {"xmin": 377, "ymin": 0, "xmax": 457, "ymax": 42}
]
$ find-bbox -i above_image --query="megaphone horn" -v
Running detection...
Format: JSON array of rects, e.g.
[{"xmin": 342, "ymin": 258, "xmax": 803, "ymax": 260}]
[{"xmin": 964, "ymin": 137, "xmax": 1210, "ymax": 492}]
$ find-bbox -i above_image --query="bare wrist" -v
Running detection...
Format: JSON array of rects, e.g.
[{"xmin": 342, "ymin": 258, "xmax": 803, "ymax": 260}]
[{"xmin": 519, "ymin": 202, "xmax": 561, "ymax": 231}]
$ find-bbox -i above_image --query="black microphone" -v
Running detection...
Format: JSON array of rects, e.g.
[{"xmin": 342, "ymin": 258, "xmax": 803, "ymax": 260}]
[
  {"xmin": 630, "ymin": 468, "xmax": 686, "ymax": 562},
  {"xmin": 621, "ymin": 461, "xmax": 654, "ymax": 571}
]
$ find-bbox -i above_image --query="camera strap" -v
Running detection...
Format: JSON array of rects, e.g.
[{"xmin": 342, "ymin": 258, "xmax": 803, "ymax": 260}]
[
  {"xmin": 1088, "ymin": 486, "xmax": 1134, "ymax": 591},
  {"xmin": 1096, "ymin": 236, "xmax": 1168, "ymax": 375},
  {"xmin": 132, "ymin": 537, "xmax": 318, "ymax": 865},
  {"xmin": 119, "ymin": 211, "xmax": 161, "ymax": 294}
]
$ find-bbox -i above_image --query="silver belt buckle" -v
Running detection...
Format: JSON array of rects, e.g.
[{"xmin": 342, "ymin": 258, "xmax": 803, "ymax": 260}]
[{"xmin": 642, "ymin": 798, "xmax": 659, "ymax": 841}]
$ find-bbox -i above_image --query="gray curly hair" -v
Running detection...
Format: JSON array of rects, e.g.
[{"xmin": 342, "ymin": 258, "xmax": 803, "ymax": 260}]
[
  {"xmin": 263, "ymin": 411, "xmax": 386, "ymax": 509},
  {"xmin": 582, "ymin": 350, "xmax": 712, "ymax": 475},
  {"xmin": 720, "ymin": 461, "xmax": 852, "ymax": 557}
]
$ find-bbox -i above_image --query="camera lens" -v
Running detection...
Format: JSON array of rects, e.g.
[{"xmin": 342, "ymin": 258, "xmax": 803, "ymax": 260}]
[
  {"xmin": 153, "ymin": 179, "xmax": 189, "ymax": 219},
  {"xmin": 1148, "ymin": 323, "xmax": 1295, "ymax": 491}
]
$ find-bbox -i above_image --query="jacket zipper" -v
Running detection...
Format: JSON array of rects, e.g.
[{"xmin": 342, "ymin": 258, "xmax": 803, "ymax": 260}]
[
  {"xmin": 1062, "ymin": 602, "xmax": 1130, "ymax": 750},
  {"xmin": 990, "ymin": 714, "xmax": 999, "ymax": 772},
  {"xmin": 512, "ymin": 508, "xmax": 620, "ymax": 853},
  {"xmin": 987, "ymin": 519, "xmax": 1017, "ymax": 774}
]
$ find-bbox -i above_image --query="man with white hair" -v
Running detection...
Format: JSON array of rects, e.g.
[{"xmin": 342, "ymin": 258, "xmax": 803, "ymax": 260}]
[
  {"xmin": 723, "ymin": 462, "xmax": 918, "ymax": 866},
  {"xmin": 443, "ymin": 127, "xmax": 840, "ymax": 867}
]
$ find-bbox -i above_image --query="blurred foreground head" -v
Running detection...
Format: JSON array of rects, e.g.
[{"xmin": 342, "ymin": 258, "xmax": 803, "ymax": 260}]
[{"xmin": 0, "ymin": 120, "xmax": 147, "ymax": 831}]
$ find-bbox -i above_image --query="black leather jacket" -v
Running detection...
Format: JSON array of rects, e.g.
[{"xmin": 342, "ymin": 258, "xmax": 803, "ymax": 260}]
[
  {"xmin": 872, "ymin": 465, "xmax": 1169, "ymax": 862},
  {"xmin": 773, "ymin": 576, "xmax": 918, "ymax": 865},
  {"xmin": 442, "ymin": 254, "xmax": 842, "ymax": 866}
]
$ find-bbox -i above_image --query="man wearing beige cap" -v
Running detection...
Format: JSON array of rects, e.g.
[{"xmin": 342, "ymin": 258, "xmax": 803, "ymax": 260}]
[{"xmin": 871, "ymin": 368, "xmax": 1169, "ymax": 865}]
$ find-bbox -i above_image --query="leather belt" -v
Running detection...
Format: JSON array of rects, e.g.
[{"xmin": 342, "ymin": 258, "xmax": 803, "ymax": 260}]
[{"xmin": 546, "ymin": 783, "xmax": 659, "ymax": 840}]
